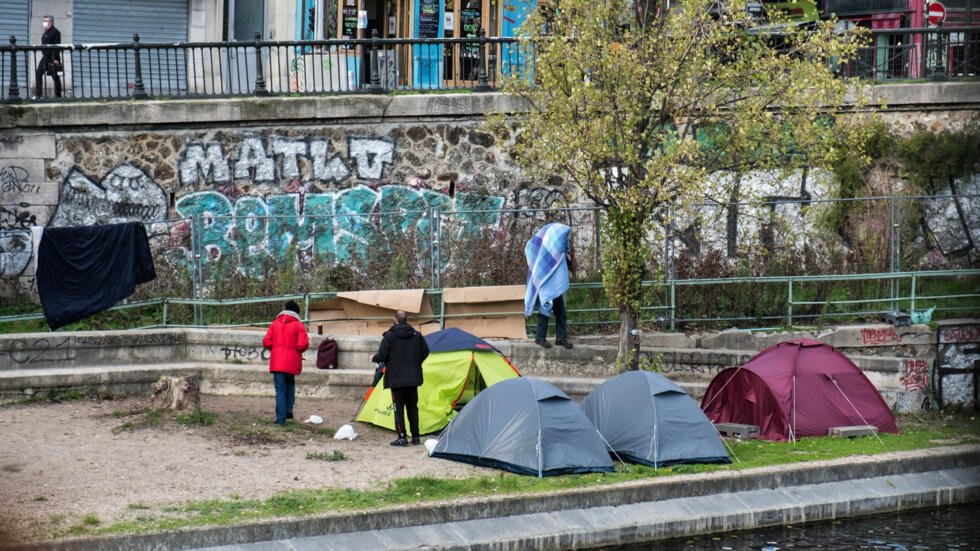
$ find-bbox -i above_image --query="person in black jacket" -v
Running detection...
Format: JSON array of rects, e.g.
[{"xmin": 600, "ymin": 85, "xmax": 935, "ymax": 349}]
[
  {"xmin": 371, "ymin": 310, "xmax": 429, "ymax": 446},
  {"xmin": 34, "ymin": 15, "xmax": 62, "ymax": 98}
]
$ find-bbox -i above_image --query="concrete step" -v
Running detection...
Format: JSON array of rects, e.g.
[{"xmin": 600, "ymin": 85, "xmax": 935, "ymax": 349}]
[
  {"xmin": 0, "ymin": 327, "xmax": 925, "ymax": 410},
  {"xmin": 0, "ymin": 362, "xmax": 711, "ymax": 405}
]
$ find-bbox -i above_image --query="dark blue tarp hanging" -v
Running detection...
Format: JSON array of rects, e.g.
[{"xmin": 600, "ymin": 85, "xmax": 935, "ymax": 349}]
[{"xmin": 37, "ymin": 222, "xmax": 156, "ymax": 330}]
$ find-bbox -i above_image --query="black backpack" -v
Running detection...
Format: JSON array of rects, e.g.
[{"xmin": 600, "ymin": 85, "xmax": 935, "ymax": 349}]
[{"xmin": 316, "ymin": 337, "xmax": 339, "ymax": 369}]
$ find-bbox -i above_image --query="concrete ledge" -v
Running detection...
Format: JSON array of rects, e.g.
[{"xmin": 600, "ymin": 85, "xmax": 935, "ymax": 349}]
[
  {"xmin": 0, "ymin": 327, "xmax": 930, "ymax": 405},
  {"xmin": 260, "ymin": 467, "xmax": 979, "ymax": 551},
  {"xmin": 6, "ymin": 445, "xmax": 976, "ymax": 551},
  {"xmin": 4, "ymin": 83, "xmax": 977, "ymax": 131}
]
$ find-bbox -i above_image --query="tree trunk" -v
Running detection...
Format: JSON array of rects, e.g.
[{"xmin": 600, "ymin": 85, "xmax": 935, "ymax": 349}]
[
  {"xmin": 150, "ymin": 375, "xmax": 201, "ymax": 411},
  {"xmin": 617, "ymin": 307, "xmax": 638, "ymax": 371}
]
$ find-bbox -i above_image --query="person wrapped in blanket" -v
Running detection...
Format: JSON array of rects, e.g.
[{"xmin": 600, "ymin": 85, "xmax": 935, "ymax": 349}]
[{"xmin": 524, "ymin": 223, "xmax": 573, "ymax": 349}]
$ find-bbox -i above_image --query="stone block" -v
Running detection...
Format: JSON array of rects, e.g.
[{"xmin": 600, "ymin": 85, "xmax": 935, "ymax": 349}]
[
  {"xmin": 0, "ymin": 134, "xmax": 56, "ymax": 159},
  {"xmin": 828, "ymin": 425, "xmax": 879, "ymax": 438},
  {"xmin": 714, "ymin": 423, "xmax": 760, "ymax": 439}
]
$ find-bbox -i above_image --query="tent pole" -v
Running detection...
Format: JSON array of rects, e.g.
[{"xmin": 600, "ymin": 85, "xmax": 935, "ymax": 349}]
[
  {"xmin": 790, "ymin": 344, "xmax": 799, "ymax": 442},
  {"xmin": 652, "ymin": 392, "xmax": 658, "ymax": 470}
]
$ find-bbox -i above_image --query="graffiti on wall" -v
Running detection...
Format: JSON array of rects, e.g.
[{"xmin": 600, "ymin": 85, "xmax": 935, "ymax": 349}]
[
  {"xmin": 178, "ymin": 135, "xmax": 396, "ymax": 189},
  {"xmin": 51, "ymin": 164, "xmax": 168, "ymax": 227},
  {"xmin": 924, "ymin": 176, "xmax": 980, "ymax": 263},
  {"xmin": 0, "ymin": 229, "xmax": 32, "ymax": 277},
  {"xmin": 172, "ymin": 184, "xmax": 505, "ymax": 275},
  {"xmin": 861, "ymin": 327, "xmax": 900, "ymax": 346},
  {"xmin": 0, "ymin": 127, "xmax": 572, "ymax": 280},
  {"xmin": 936, "ymin": 323, "xmax": 979, "ymax": 407},
  {"xmin": 1, "ymin": 165, "xmax": 39, "ymax": 196},
  {"xmin": 671, "ymin": 169, "xmax": 831, "ymax": 259},
  {"xmin": 900, "ymin": 358, "xmax": 930, "ymax": 391},
  {"xmin": 2, "ymin": 160, "xmax": 51, "ymax": 276},
  {"xmin": 511, "ymin": 184, "xmax": 571, "ymax": 222}
]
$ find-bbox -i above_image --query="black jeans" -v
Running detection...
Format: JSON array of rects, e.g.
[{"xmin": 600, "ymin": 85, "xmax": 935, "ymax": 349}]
[
  {"xmin": 35, "ymin": 60, "xmax": 62, "ymax": 97},
  {"xmin": 391, "ymin": 386, "xmax": 419, "ymax": 439},
  {"xmin": 535, "ymin": 294, "xmax": 568, "ymax": 342}
]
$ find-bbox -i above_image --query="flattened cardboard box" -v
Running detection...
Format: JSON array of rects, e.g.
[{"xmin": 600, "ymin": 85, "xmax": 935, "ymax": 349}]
[
  {"xmin": 309, "ymin": 289, "xmax": 435, "ymax": 337},
  {"xmin": 442, "ymin": 284, "xmax": 527, "ymax": 339}
]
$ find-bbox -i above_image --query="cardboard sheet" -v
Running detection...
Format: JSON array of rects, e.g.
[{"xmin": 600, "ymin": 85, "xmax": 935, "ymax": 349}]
[
  {"xmin": 442, "ymin": 284, "xmax": 527, "ymax": 339},
  {"xmin": 309, "ymin": 290, "xmax": 434, "ymax": 336}
]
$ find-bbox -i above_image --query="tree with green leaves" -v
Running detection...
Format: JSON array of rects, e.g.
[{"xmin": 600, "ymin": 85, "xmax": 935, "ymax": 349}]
[{"xmin": 490, "ymin": 0, "xmax": 873, "ymax": 365}]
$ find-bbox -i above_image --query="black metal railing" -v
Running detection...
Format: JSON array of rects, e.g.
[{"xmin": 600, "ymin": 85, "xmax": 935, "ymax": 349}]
[
  {"xmin": 839, "ymin": 26, "xmax": 980, "ymax": 81},
  {"xmin": 3, "ymin": 27, "xmax": 978, "ymax": 103},
  {"xmin": 1, "ymin": 30, "xmax": 526, "ymax": 102}
]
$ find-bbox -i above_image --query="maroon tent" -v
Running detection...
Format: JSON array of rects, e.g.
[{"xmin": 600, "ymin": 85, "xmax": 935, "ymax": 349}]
[{"xmin": 700, "ymin": 339, "xmax": 899, "ymax": 441}]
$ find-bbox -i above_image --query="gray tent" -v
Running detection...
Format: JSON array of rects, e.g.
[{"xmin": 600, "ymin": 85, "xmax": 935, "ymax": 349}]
[
  {"xmin": 430, "ymin": 377, "xmax": 614, "ymax": 477},
  {"xmin": 581, "ymin": 371, "xmax": 730, "ymax": 467}
]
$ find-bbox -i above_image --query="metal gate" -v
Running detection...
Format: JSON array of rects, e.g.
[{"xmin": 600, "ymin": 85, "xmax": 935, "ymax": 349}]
[{"xmin": 72, "ymin": 0, "xmax": 189, "ymax": 97}]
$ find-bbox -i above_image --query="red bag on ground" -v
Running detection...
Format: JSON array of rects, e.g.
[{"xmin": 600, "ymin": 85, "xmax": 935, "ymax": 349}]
[{"xmin": 316, "ymin": 337, "xmax": 339, "ymax": 369}]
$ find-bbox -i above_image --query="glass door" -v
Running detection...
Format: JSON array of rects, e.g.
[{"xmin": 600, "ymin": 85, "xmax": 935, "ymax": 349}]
[{"xmin": 443, "ymin": 0, "xmax": 497, "ymax": 86}]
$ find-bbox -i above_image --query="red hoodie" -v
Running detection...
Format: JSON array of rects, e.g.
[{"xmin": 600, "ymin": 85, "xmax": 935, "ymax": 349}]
[{"xmin": 262, "ymin": 310, "xmax": 310, "ymax": 375}]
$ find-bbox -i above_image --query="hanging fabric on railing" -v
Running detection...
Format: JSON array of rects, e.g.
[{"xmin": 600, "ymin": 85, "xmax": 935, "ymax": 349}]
[
  {"xmin": 871, "ymin": 13, "xmax": 902, "ymax": 29},
  {"xmin": 37, "ymin": 222, "xmax": 156, "ymax": 330}
]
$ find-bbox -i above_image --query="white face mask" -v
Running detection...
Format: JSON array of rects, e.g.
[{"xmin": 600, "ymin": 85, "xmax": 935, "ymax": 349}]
[{"xmin": 42, "ymin": 21, "xmax": 50, "ymax": 28}]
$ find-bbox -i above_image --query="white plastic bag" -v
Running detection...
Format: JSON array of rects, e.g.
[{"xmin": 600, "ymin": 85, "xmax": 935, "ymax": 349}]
[{"xmin": 333, "ymin": 423, "xmax": 357, "ymax": 440}]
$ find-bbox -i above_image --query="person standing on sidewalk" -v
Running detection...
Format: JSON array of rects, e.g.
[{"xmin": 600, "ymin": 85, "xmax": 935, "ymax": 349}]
[
  {"xmin": 372, "ymin": 310, "xmax": 429, "ymax": 446},
  {"xmin": 525, "ymin": 222, "xmax": 573, "ymax": 349},
  {"xmin": 263, "ymin": 300, "xmax": 310, "ymax": 426},
  {"xmin": 34, "ymin": 15, "xmax": 62, "ymax": 98}
]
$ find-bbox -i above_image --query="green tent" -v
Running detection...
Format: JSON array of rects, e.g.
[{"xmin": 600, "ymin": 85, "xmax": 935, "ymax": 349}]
[{"xmin": 357, "ymin": 327, "xmax": 521, "ymax": 434}]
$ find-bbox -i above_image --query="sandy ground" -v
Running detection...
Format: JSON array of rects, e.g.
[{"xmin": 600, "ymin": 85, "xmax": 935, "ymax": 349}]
[{"xmin": 0, "ymin": 393, "xmax": 495, "ymax": 544}]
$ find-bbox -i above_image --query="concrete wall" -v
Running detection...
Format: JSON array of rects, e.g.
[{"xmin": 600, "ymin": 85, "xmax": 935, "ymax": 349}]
[{"xmin": 3, "ymin": 322, "xmax": 973, "ymax": 411}]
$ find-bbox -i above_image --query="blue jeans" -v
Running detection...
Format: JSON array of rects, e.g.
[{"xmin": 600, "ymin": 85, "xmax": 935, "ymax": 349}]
[
  {"xmin": 535, "ymin": 294, "xmax": 567, "ymax": 342},
  {"xmin": 273, "ymin": 372, "xmax": 295, "ymax": 425}
]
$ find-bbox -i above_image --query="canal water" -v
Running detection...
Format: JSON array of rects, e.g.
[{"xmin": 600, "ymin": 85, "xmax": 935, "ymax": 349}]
[{"xmin": 607, "ymin": 503, "xmax": 980, "ymax": 550}]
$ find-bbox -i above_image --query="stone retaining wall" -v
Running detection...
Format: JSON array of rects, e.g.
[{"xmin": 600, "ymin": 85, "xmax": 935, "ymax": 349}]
[
  {"xmin": 3, "ymin": 321, "xmax": 975, "ymax": 411},
  {"xmin": 1, "ymin": 85, "xmax": 978, "ymax": 293}
]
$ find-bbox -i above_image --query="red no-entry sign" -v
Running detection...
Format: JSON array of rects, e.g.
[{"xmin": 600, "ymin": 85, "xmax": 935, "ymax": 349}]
[{"xmin": 928, "ymin": 2, "xmax": 946, "ymax": 26}]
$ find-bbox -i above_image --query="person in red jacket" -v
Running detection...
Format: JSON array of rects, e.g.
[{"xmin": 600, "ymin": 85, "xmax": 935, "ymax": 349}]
[{"xmin": 263, "ymin": 300, "xmax": 310, "ymax": 426}]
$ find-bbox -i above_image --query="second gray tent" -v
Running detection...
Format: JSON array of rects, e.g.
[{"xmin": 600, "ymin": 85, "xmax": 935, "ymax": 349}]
[{"xmin": 581, "ymin": 371, "xmax": 730, "ymax": 467}]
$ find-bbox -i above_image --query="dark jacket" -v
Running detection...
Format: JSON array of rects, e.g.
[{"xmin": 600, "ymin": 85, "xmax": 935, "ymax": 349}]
[
  {"xmin": 372, "ymin": 322, "xmax": 429, "ymax": 389},
  {"xmin": 41, "ymin": 26, "xmax": 61, "ymax": 64}
]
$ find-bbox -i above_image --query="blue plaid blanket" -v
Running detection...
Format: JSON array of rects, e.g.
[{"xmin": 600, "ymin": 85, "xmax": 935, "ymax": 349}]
[{"xmin": 524, "ymin": 223, "xmax": 571, "ymax": 318}]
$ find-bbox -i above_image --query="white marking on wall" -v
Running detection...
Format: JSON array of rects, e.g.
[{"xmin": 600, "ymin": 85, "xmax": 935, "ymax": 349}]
[
  {"xmin": 179, "ymin": 142, "xmax": 231, "ymax": 187},
  {"xmin": 349, "ymin": 137, "xmax": 394, "ymax": 180},
  {"xmin": 271, "ymin": 135, "xmax": 309, "ymax": 181},
  {"xmin": 310, "ymin": 138, "xmax": 351, "ymax": 184},
  {"xmin": 234, "ymin": 135, "xmax": 275, "ymax": 183}
]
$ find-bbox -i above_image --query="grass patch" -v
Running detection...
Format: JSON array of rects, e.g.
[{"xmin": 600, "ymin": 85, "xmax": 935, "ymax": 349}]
[
  {"xmin": 112, "ymin": 409, "xmax": 163, "ymax": 434},
  {"xmin": 306, "ymin": 450, "xmax": 347, "ymax": 461},
  {"xmin": 1, "ymin": 390, "xmax": 89, "ymax": 408},
  {"xmin": 83, "ymin": 411, "xmax": 978, "ymax": 538},
  {"xmin": 229, "ymin": 425, "xmax": 287, "ymax": 446},
  {"xmin": 175, "ymin": 410, "xmax": 218, "ymax": 426}
]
